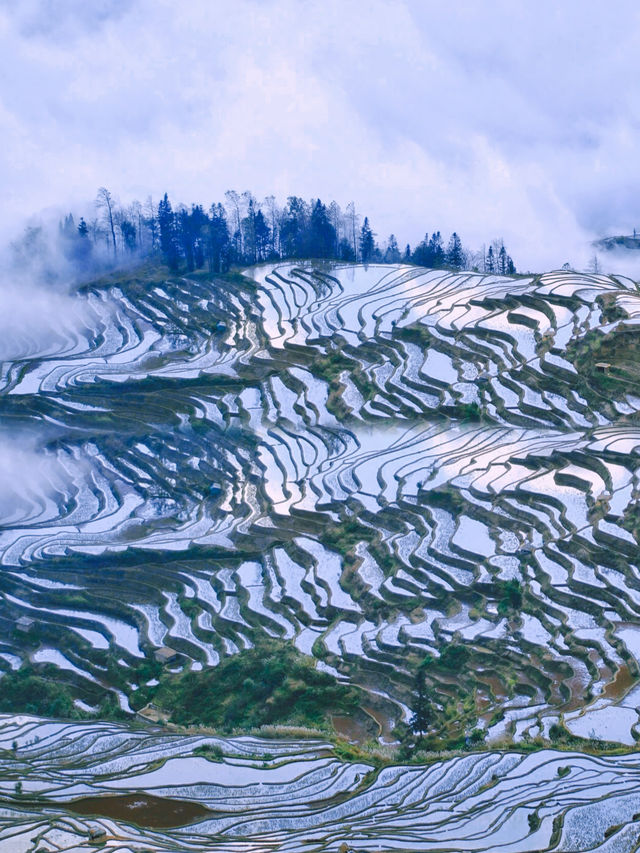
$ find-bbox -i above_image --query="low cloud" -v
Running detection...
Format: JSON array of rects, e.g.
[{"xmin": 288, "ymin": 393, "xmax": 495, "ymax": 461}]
[
  {"xmin": 0, "ymin": 434, "xmax": 66, "ymax": 521},
  {"xmin": 0, "ymin": 277, "xmax": 89, "ymax": 361},
  {"xmin": 0, "ymin": 217, "xmax": 96, "ymax": 361},
  {"xmin": 0, "ymin": 0, "xmax": 639, "ymax": 271}
]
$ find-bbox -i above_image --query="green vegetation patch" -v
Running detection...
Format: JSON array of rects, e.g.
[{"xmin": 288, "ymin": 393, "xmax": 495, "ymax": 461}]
[
  {"xmin": 311, "ymin": 349, "xmax": 354, "ymax": 384},
  {"xmin": 326, "ymin": 515, "xmax": 372, "ymax": 557},
  {"xmin": 154, "ymin": 640, "xmax": 361, "ymax": 731},
  {"xmin": 496, "ymin": 579, "xmax": 523, "ymax": 615},
  {"xmin": 548, "ymin": 721, "xmax": 629, "ymax": 753},
  {"xmin": 437, "ymin": 644, "xmax": 470, "ymax": 673},
  {"xmin": 193, "ymin": 743, "xmax": 224, "ymax": 761},
  {"xmin": 567, "ymin": 322, "xmax": 640, "ymax": 404},
  {"xmin": 0, "ymin": 667, "xmax": 85, "ymax": 719}
]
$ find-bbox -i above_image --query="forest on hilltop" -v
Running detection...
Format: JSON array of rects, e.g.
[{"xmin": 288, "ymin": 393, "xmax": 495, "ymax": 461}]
[{"xmin": 12, "ymin": 188, "xmax": 516, "ymax": 279}]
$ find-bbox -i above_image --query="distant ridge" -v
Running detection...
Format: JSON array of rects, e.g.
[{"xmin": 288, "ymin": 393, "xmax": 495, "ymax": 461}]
[{"xmin": 595, "ymin": 233, "xmax": 640, "ymax": 251}]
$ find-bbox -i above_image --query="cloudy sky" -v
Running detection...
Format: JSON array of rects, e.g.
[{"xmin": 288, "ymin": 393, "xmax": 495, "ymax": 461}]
[{"xmin": 1, "ymin": 0, "xmax": 639, "ymax": 270}]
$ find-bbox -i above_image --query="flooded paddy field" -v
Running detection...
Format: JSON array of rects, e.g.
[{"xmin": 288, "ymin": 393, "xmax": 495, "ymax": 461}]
[
  {"xmin": 65, "ymin": 792, "xmax": 211, "ymax": 828},
  {"xmin": 2, "ymin": 714, "xmax": 640, "ymax": 851},
  {"xmin": 3, "ymin": 262, "xmax": 640, "ymax": 847}
]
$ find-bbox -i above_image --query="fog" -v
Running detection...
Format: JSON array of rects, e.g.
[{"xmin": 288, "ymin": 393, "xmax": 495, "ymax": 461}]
[
  {"xmin": 0, "ymin": 0, "xmax": 639, "ymax": 272},
  {"xmin": 0, "ymin": 435, "xmax": 66, "ymax": 521},
  {"xmin": 0, "ymin": 280, "xmax": 90, "ymax": 362}
]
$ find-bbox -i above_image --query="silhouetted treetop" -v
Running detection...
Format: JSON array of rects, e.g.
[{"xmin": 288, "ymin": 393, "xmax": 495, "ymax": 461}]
[{"xmin": 21, "ymin": 188, "xmax": 518, "ymax": 278}]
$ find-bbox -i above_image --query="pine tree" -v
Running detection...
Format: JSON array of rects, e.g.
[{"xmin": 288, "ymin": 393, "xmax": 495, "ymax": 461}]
[
  {"xmin": 338, "ymin": 238, "xmax": 355, "ymax": 261},
  {"xmin": 254, "ymin": 209, "xmax": 271, "ymax": 261},
  {"xmin": 178, "ymin": 205, "xmax": 207, "ymax": 271},
  {"xmin": 411, "ymin": 233, "xmax": 431, "ymax": 266},
  {"xmin": 157, "ymin": 193, "xmax": 179, "ymax": 271},
  {"xmin": 384, "ymin": 234, "xmax": 400, "ymax": 263},
  {"xmin": 428, "ymin": 231, "xmax": 444, "ymax": 266},
  {"xmin": 410, "ymin": 665, "xmax": 435, "ymax": 743},
  {"xmin": 59, "ymin": 213, "xmax": 75, "ymax": 239},
  {"xmin": 241, "ymin": 194, "xmax": 258, "ymax": 264},
  {"xmin": 280, "ymin": 196, "xmax": 309, "ymax": 258},
  {"xmin": 446, "ymin": 232, "xmax": 465, "ymax": 270},
  {"xmin": 59, "ymin": 213, "xmax": 92, "ymax": 265},
  {"xmin": 359, "ymin": 217, "xmax": 375, "ymax": 263},
  {"xmin": 206, "ymin": 203, "xmax": 230, "ymax": 273},
  {"xmin": 189, "ymin": 204, "xmax": 209, "ymax": 270},
  {"xmin": 309, "ymin": 200, "xmax": 336, "ymax": 258},
  {"xmin": 498, "ymin": 244, "xmax": 507, "ymax": 275},
  {"xmin": 486, "ymin": 245, "xmax": 495, "ymax": 273}
]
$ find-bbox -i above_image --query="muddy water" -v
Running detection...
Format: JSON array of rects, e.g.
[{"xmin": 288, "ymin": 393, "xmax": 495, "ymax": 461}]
[
  {"xmin": 603, "ymin": 664, "xmax": 636, "ymax": 701},
  {"xmin": 331, "ymin": 707, "xmax": 383, "ymax": 743},
  {"xmin": 332, "ymin": 714, "xmax": 368, "ymax": 743},
  {"xmin": 362, "ymin": 704, "xmax": 398, "ymax": 744},
  {"xmin": 65, "ymin": 793, "xmax": 211, "ymax": 828},
  {"xmin": 476, "ymin": 671, "xmax": 508, "ymax": 702}
]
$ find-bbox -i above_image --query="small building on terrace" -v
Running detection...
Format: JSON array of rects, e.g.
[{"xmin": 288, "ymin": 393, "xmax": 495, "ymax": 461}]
[{"xmin": 154, "ymin": 646, "xmax": 179, "ymax": 665}]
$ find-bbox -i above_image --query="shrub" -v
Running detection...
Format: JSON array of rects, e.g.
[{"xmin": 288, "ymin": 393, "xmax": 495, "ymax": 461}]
[
  {"xmin": 0, "ymin": 667, "xmax": 79, "ymax": 718},
  {"xmin": 194, "ymin": 743, "xmax": 224, "ymax": 761},
  {"xmin": 549, "ymin": 723, "xmax": 564, "ymax": 742},
  {"xmin": 497, "ymin": 579, "xmax": 522, "ymax": 615},
  {"xmin": 438, "ymin": 644, "xmax": 469, "ymax": 673},
  {"xmin": 156, "ymin": 639, "xmax": 360, "ymax": 731}
]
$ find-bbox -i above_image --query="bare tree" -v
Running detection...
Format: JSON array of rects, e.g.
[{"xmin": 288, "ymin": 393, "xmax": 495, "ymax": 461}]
[
  {"xmin": 96, "ymin": 187, "xmax": 117, "ymax": 258},
  {"xmin": 88, "ymin": 218, "xmax": 104, "ymax": 245},
  {"xmin": 225, "ymin": 190, "xmax": 243, "ymax": 257},
  {"xmin": 329, "ymin": 200, "xmax": 342, "ymax": 257},
  {"xmin": 346, "ymin": 201, "xmax": 359, "ymax": 261},
  {"xmin": 242, "ymin": 191, "xmax": 257, "ymax": 263},
  {"xmin": 466, "ymin": 247, "xmax": 485, "ymax": 272},
  {"xmin": 263, "ymin": 195, "xmax": 280, "ymax": 256},
  {"xmin": 129, "ymin": 200, "xmax": 143, "ymax": 251},
  {"xmin": 144, "ymin": 196, "xmax": 159, "ymax": 251},
  {"xmin": 588, "ymin": 254, "xmax": 601, "ymax": 274}
]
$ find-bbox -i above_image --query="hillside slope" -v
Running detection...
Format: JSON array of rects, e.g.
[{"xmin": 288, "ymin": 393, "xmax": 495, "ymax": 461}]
[{"xmin": 2, "ymin": 262, "xmax": 640, "ymax": 749}]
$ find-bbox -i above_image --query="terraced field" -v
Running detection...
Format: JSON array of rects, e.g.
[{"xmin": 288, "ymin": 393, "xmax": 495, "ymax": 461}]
[
  {"xmin": 3, "ymin": 714, "xmax": 640, "ymax": 851},
  {"xmin": 3, "ymin": 261, "xmax": 640, "ymax": 749}
]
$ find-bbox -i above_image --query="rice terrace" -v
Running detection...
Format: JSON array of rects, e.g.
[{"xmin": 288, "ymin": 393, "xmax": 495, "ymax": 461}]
[{"xmin": 3, "ymin": 256, "xmax": 640, "ymax": 850}]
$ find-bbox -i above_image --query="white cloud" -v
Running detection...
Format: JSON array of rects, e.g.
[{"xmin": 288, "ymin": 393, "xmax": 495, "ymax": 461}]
[{"xmin": 0, "ymin": 0, "xmax": 639, "ymax": 270}]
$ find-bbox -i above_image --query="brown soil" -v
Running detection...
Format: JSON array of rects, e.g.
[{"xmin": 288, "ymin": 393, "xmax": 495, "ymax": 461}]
[
  {"xmin": 65, "ymin": 793, "xmax": 211, "ymax": 828},
  {"xmin": 603, "ymin": 664, "xmax": 636, "ymax": 702},
  {"xmin": 331, "ymin": 707, "xmax": 379, "ymax": 743}
]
